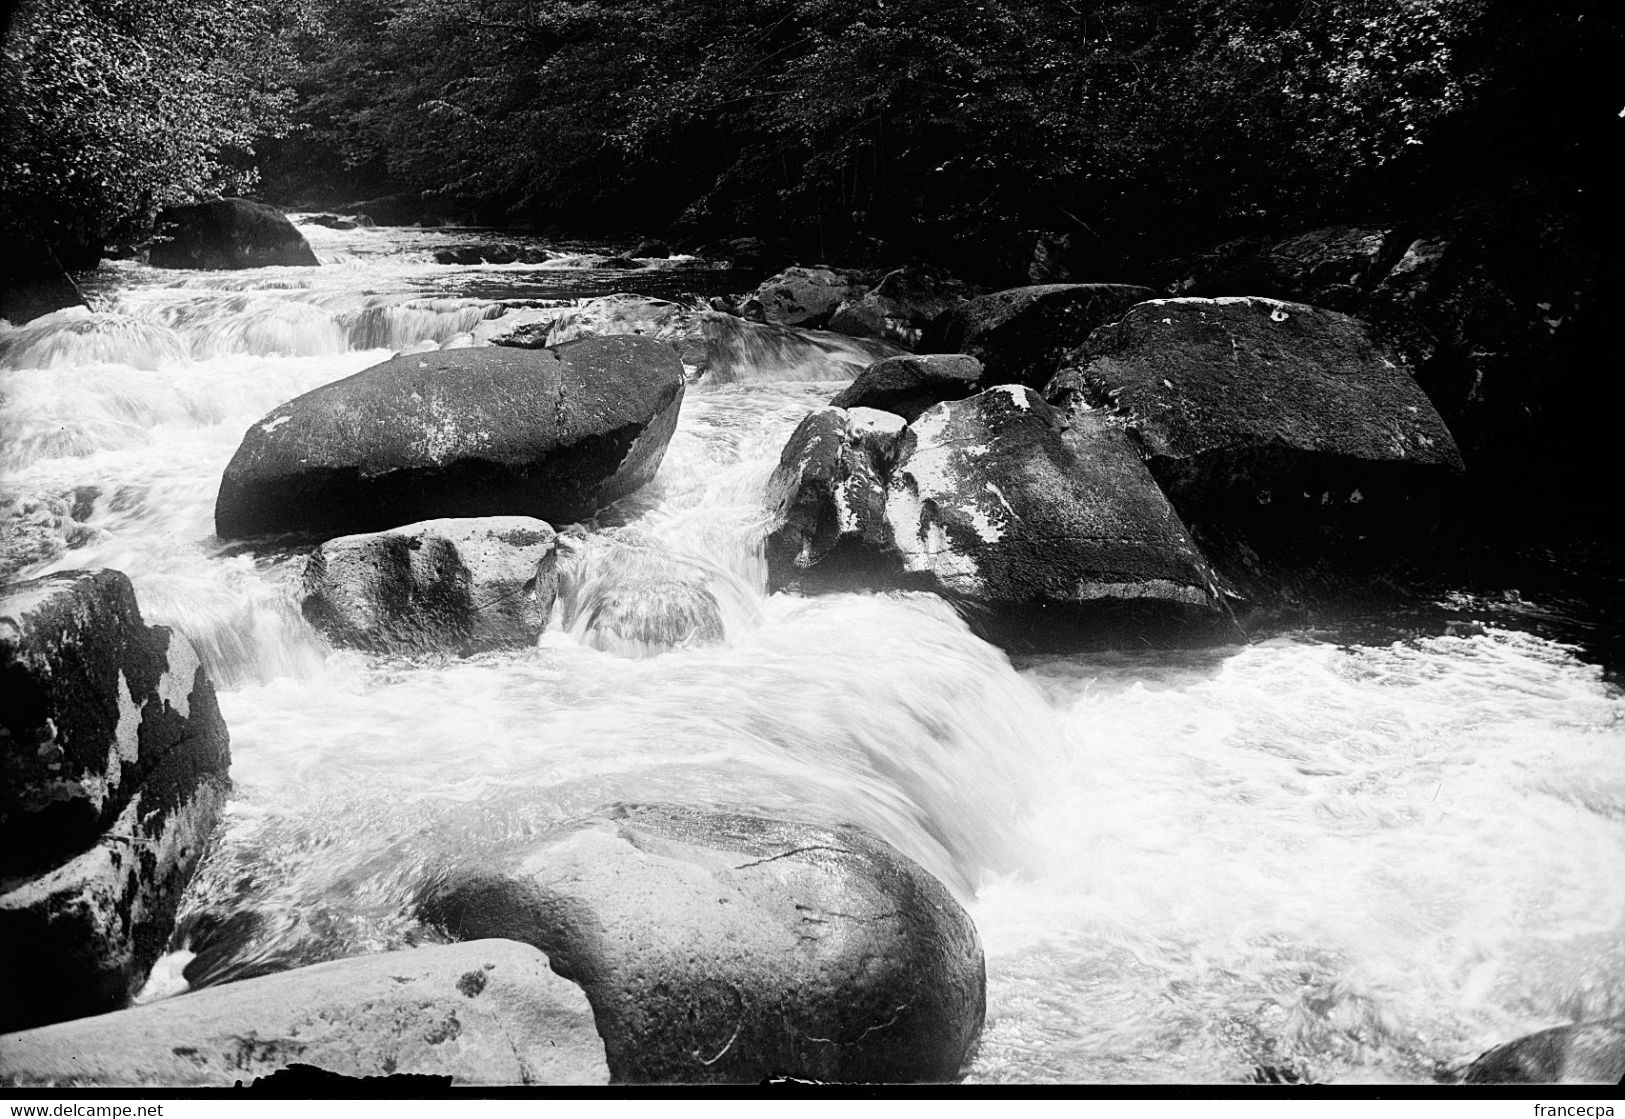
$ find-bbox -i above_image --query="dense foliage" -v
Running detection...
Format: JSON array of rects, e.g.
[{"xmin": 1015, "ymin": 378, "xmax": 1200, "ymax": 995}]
[
  {"xmin": 3, "ymin": 0, "xmax": 1617, "ymax": 276},
  {"xmin": 262, "ymin": 0, "xmax": 1618, "ymax": 272},
  {"xmin": 0, "ymin": 0, "xmax": 299, "ymax": 263}
]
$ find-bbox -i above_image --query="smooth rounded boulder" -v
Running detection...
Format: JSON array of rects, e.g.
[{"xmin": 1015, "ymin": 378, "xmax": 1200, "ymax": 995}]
[
  {"xmin": 1056, "ymin": 296, "xmax": 1466, "ymax": 548},
  {"xmin": 828, "ymin": 353, "xmax": 983, "ymax": 422},
  {"xmin": 301, "ymin": 517, "xmax": 558, "ymax": 655},
  {"xmin": 0, "ymin": 940, "xmax": 608, "ymax": 1086},
  {"xmin": 928, "ymin": 283, "xmax": 1153, "ymax": 389},
  {"xmin": 215, "ymin": 335, "xmax": 686, "ymax": 539},
  {"xmin": 1, "ymin": 570, "xmax": 230, "ymax": 1032},
  {"xmin": 420, "ymin": 802, "xmax": 986, "ymax": 1084},
  {"xmin": 149, "ymin": 199, "xmax": 319, "ymax": 270}
]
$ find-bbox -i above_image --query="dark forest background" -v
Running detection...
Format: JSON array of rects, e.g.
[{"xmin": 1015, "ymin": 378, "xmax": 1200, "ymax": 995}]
[{"xmin": 2, "ymin": 0, "xmax": 1620, "ymax": 280}]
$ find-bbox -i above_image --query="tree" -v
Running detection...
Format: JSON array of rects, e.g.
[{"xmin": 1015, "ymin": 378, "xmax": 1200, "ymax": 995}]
[{"xmin": 0, "ymin": 0, "xmax": 300, "ymax": 263}]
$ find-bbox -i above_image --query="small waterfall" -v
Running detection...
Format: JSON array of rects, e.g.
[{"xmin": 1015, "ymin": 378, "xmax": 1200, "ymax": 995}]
[
  {"xmin": 336, "ymin": 297, "xmax": 504, "ymax": 350},
  {"xmin": 0, "ymin": 308, "xmax": 190, "ymax": 371},
  {"xmin": 553, "ymin": 527, "xmax": 763, "ymax": 657},
  {"xmin": 699, "ymin": 311, "xmax": 903, "ymax": 384}
]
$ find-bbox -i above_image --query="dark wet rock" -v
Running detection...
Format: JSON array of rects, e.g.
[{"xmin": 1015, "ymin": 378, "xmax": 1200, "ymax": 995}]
[
  {"xmin": 301, "ymin": 517, "xmax": 559, "ymax": 655},
  {"xmin": 0, "ymin": 486, "xmax": 103, "ymax": 583},
  {"xmin": 600, "ymin": 256, "xmax": 644, "ymax": 270},
  {"xmin": 828, "ymin": 354, "xmax": 983, "ymax": 422},
  {"xmin": 215, "ymin": 335, "xmax": 685, "ymax": 539},
  {"xmin": 420, "ymin": 802, "xmax": 985, "ymax": 1084},
  {"xmin": 827, "ymin": 265, "xmax": 969, "ymax": 349},
  {"xmin": 1462, "ymin": 1016, "xmax": 1625, "ymax": 1084},
  {"xmin": 0, "ymin": 570, "xmax": 230, "ymax": 1032},
  {"xmin": 554, "ymin": 528, "xmax": 758, "ymax": 657},
  {"xmin": 1169, "ymin": 225, "xmax": 1394, "ymax": 311},
  {"xmin": 928, "ymin": 283, "xmax": 1153, "ymax": 389},
  {"xmin": 1, "ymin": 228, "xmax": 90, "ymax": 326},
  {"xmin": 149, "ymin": 200, "xmax": 319, "ymax": 270},
  {"xmin": 765, "ymin": 407, "xmax": 906, "ymax": 593},
  {"xmin": 884, "ymin": 387, "xmax": 1226, "ymax": 643},
  {"xmin": 1056, "ymin": 297, "xmax": 1466, "ymax": 596},
  {"xmin": 742, "ymin": 266, "xmax": 868, "ymax": 329},
  {"xmin": 0, "ymin": 940, "xmax": 608, "ymax": 1086},
  {"xmin": 433, "ymin": 243, "xmax": 545, "ymax": 266},
  {"xmin": 297, "ymin": 213, "xmax": 372, "ymax": 231},
  {"xmin": 631, "ymin": 239, "xmax": 671, "ymax": 258}
]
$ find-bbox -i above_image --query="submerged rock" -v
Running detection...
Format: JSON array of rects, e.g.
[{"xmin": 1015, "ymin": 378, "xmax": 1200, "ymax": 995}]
[
  {"xmin": 542, "ymin": 294, "xmax": 710, "ymax": 373},
  {"xmin": 554, "ymin": 528, "xmax": 759, "ymax": 657},
  {"xmin": 215, "ymin": 335, "xmax": 685, "ymax": 539},
  {"xmin": 742, "ymin": 266, "xmax": 868, "ymax": 329},
  {"xmin": 1463, "ymin": 1016, "xmax": 1625, "ymax": 1084},
  {"xmin": 149, "ymin": 200, "xmax": 319, "ymax": 270},
  {"xmin": 0, "ymin": 485, "xmax": 102, "ymax": 583},
  {"xmin": 929, "ymin": 282, "xmax": 1152, "ymax": 389},
  {"xmin": 0, "ymin": 570, "xmax": 230, "ymax": 1032},
  {"xmin": 884, "ymin": 387, "xmax": 1226, "ymax": 642},
  {"xmin": 420, "ymin": 803, "xmax": 985, "ymax": 1084},
  {"xmin": 0, "ymin": 940, "xmax": 608, "ymax": 1086},
  {"xmin": 765, "ymin": 407, "xmax": 905, "ymax": 592},
  {"xmin": 828, "ymin": 353, "xmax": 983, "ymax": 422},
  {"xmin": 301, "ymin": 517, "xmax": 559, "ymax": 655},
  {"xmin": 1058, "ymin": 296, "xmax": 1466, "ymax": 579}
]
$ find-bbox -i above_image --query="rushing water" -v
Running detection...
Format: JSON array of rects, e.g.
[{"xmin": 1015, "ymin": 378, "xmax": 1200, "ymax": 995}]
[{"xmin": 3, "ymin": 219, "xmax": 1622, "ymax": 1084}]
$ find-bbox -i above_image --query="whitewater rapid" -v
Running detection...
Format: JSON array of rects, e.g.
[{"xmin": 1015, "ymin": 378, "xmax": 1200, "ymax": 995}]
[{"xmin": 2, "ymin": 219, "xmax": 1620, "ymax": 1084}]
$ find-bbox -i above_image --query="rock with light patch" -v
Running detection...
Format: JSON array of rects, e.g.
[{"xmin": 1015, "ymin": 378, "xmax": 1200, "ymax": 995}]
[
  {"xmin": 926, "ymin": 282, "xmax": 1152, "ymax": 389},
  {"xmin": 300, "ymin": 517, "xmax": 558, "ymax": 655},
  {"xmin": 741, "ymin": 266, "xmax": 869, "ymax": 329},
  {"xmin": 215, "ymin": 335, "xmax": 686, "ymax": 539},
  {"xmin": 884, "ymin": 387, "xmax": 1227, "ymax": 644},
  {"xmin": 1054, "ymin": 297, "xmax": 1466, "ymax": 579},
  {"xmin": 0, "ymin": 940, "xmax": 608, "ymax": 1086},
  {"xmin": 828, "ymin": 354, "xmax": 983, "ymax": 422},
  {"xmin": 541, "ymin": 293, "xmax": 710, "ymax": 374},
  {"xmin": 765, "ymin": 407, "xmax": 906, "ymax": 592},
  {"xmin": 0, "ymin": 570, "xmax": 230, "ymax": 1032},
  {"xmin": 419, "ymin": 803, "xmax": 985, "ymax": 1084}
]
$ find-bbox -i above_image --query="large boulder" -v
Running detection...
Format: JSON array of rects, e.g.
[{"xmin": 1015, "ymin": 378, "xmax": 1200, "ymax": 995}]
[
  {"xmin": 0, "ymin": 940, "xmax": 609, "ymax": 1086},
  {"xmin": 149, "ymin": 199, "xmax": 319, "ymax": 270},
  {"xmin": 419, "ymin": 803, "xmax": 986, "ymax": 1084},
  {"xmin": 1057, "ymin": 297, "xmax": 1466, "ymax": 561},
  {"xmin": 300, "ymin": 517, "xmax": 558, "ymax": 655},
  {"xmin": 1169, "ymin": 225, "xmax": 1394, "ymax": 311},
  {"xmin": 0, "ymin": 571, "xmax": 230, "ymax": 1032},
  {"xmin": 765, "ymin": 407, "xmax": 906, "ymax": 593},
  {"xmin": 554, "ymin": 528, "xmax": 758, "ymax": 657},
  {"xmin": 631, "ymin": 239, "xmax": 671, "ymax": 259},
  {"xmin": 215, "ymin": 335, "xmax": 685, "ymax": 539},
  {"xmin": 828, "ymin": 354, "xmax": 983, "ymax": 422},
  {"xmin": 928, "ymin": 283, "xmax": 1153, "ymax": 389},
  {"xmin": 741, "ymin": 266, "xmax": 868, "ymax": 329},
  {"xmin": 883, "ymin": 387, "xmax": 1226, "ymax": 642},
  {"xmin": 827, "ymin": 265, "xmax": 968, "ymax": 349},
  {"xmin": 1462, "ymin": 1016, "xmax": 1625, "ymax": 1084}
]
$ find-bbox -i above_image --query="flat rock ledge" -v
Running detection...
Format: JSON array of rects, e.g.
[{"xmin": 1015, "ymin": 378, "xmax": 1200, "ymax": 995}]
[
  {"xmin": 421, "ymin": 802, "xmax": 986, "ymax": 1084},
  {"xmin": 0, "ymin": 940, "xmax": 608, "ymax": 1087}
]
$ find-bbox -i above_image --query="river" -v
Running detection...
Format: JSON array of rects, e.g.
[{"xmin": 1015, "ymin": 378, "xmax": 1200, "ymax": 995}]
[{"xmin": 2, "ymin": 219, "xmax": 1621, "ymax": 1085}]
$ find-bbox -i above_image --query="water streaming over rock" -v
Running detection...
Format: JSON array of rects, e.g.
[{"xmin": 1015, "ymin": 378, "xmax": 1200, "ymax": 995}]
[{"xmin": 2, "ymin": 219, "xmax": 1621, "ymax": 1082}]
